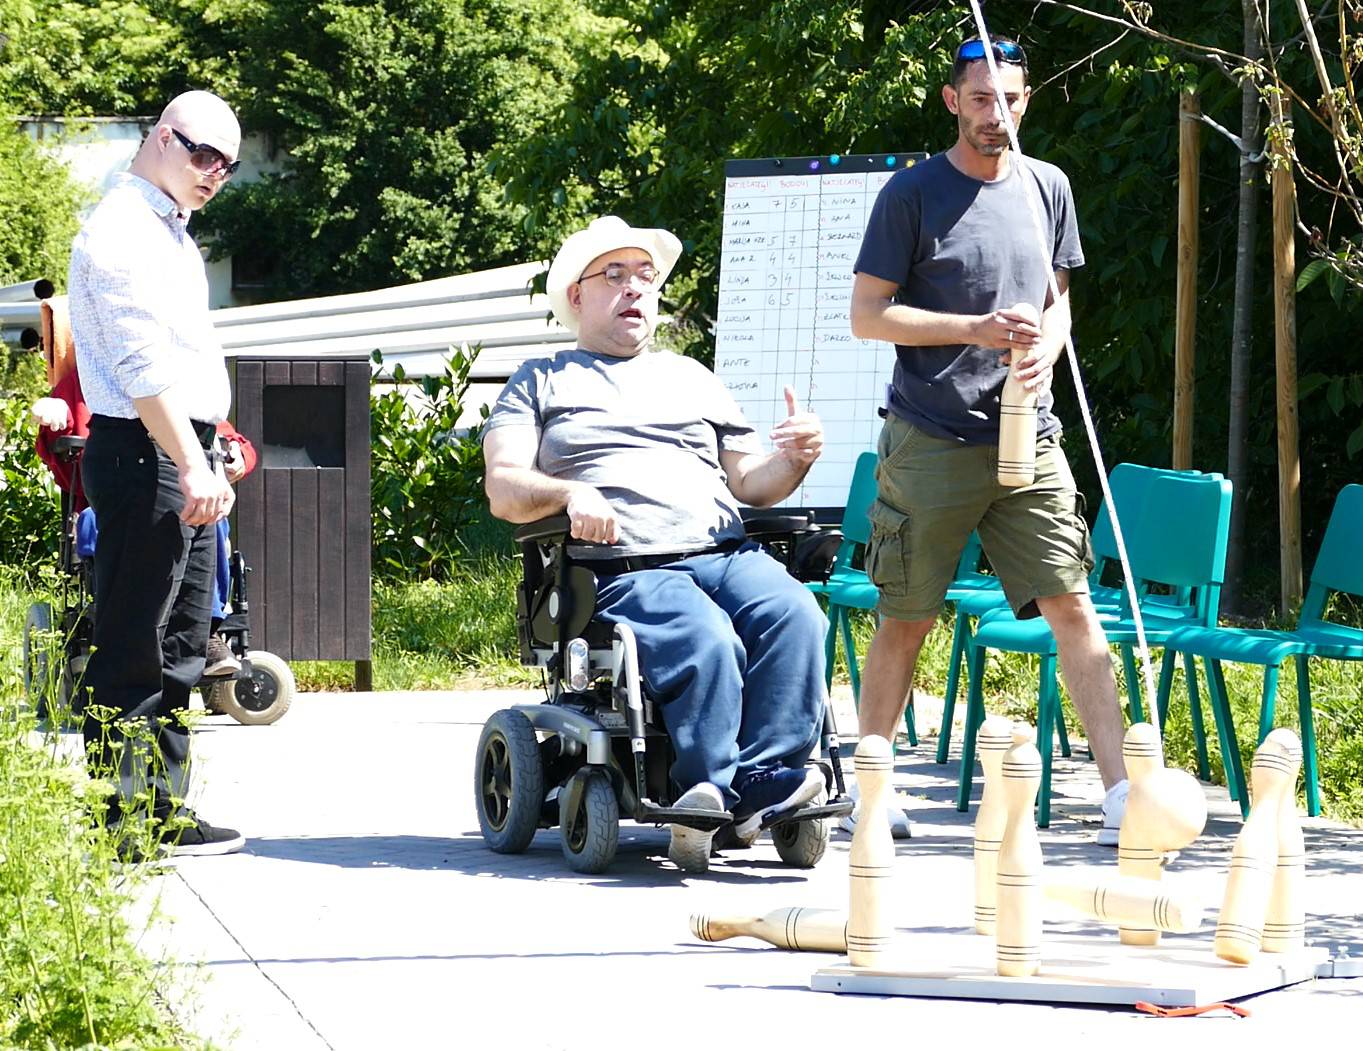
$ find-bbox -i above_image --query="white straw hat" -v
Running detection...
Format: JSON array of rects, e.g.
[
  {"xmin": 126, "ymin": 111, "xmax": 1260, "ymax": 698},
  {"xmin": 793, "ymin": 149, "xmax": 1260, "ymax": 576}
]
[{"xmin": 546, "ymin": 216, "xmax": 682, "ymax": 334}]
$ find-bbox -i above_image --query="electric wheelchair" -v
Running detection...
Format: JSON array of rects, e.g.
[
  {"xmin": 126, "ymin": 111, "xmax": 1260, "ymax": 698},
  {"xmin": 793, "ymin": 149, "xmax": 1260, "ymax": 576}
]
[
  {"xmin": 21, "ymin": 434, "xmax": 295, "ymax": 728},
  {"xmin": 474, "ymin": 511, "xmax": 856, "ymax": 874}
]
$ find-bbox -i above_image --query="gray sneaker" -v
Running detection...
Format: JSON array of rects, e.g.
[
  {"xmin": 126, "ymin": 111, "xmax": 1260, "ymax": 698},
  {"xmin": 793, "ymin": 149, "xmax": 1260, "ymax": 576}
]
[
  {"xmin": 668, "ymin": 782, "xmax": 724, "ymax": 874},
  {"xmin": 1096, "ymin": 779, "xmax": 1129, "ymax": 847}
]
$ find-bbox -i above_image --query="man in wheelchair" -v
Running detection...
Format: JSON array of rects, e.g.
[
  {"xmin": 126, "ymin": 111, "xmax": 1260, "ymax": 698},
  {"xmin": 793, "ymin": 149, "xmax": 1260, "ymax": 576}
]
[{"xmin": 482, "ymin": 216, "xmax": 843, "ymax": 873}]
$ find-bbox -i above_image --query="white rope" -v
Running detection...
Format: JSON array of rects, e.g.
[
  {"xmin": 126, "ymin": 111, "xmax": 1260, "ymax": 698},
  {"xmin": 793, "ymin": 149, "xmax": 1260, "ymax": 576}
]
[{"xmin": 966, "ymin": 1, "xmax": 1160, "ymax": 730}]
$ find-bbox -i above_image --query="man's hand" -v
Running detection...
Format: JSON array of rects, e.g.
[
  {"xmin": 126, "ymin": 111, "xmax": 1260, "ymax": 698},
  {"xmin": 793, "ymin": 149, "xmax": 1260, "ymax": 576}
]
[
  {"xmin": 30, "ymin": 398, "xmax": 71, "ymax": 431},
  {"xmin": 1006, "ymin": 345, "xmax": 1058, "ymax": 397},
  {"xmin": 224, "ymin": 440, "xmax": 246, "ymax": 483},
  {"xmin": 565, "ymin": 483, "xmax": 618, "ymax": 544},
  {"xmin": 179, "ymin": 462, "xmax": 234, "ymax": 526},
  {"xmin": 769, "ymin": 386, "xmax": 823, "ymax": 467},
  {"xmin": 977, "ymin": 304, "xmax": 1042, "ymax": 352}
]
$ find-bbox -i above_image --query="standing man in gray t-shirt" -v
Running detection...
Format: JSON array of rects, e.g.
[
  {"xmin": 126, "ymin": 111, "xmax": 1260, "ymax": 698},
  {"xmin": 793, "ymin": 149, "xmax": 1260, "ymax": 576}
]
[
  {"xmin": 848, "ymin": 36, "xmax": 1130, "ymax": 843},
  {"xmin": 483, "ymin": 217, "xmax": 832, "ymax": 874}
]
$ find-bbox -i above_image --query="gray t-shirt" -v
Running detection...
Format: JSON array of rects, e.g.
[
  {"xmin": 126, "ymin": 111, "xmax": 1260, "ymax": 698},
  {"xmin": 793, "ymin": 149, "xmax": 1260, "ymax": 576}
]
[
  {"xmin": 855, "ymin": 152, "xmax": 1085, "ymax": 445},
  {"xmin": 483, "ymin": 348, "xmax": 763, "ymax": 558}
]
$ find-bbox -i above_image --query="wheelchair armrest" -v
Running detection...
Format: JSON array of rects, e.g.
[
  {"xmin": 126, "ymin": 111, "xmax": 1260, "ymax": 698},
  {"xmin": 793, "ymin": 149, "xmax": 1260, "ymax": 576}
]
[
  {"xmin": 513, "ymin": 514, "xmax": 573, "ymax": 545},
  {"xmin": 52, "ymin": 435, "xmax": 86, "ymax": 459},
  {"xmin": 740, "ymin": 510, "xmax": 815, "ymax": 538}
]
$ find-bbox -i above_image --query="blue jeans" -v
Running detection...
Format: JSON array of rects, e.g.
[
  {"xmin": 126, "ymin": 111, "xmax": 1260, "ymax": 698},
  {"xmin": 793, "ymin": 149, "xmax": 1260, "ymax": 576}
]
[{"xmin": 593, "ymin": 542, "xmax": 827, "ymax": 807}]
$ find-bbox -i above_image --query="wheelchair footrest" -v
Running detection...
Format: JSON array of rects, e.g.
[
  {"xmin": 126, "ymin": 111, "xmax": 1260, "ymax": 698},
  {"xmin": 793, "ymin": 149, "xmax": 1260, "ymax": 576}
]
[
  {"xmin": 636, "ymin": 803, "xmax": 733, "ymax": 831},
  {"xmin": 764, "ymin": 795, "xmax": 854, "ymax": 829}
]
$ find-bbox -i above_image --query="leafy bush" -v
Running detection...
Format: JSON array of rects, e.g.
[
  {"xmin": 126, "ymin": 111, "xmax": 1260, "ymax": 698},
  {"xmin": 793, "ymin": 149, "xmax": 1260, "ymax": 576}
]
[
  {"xmin": 370, "ymin": 346, "xmax": 490, "ymax": 580},
  {"xmin": 0, "ymin": 353, "xmax": 61, "ymax": 575}
]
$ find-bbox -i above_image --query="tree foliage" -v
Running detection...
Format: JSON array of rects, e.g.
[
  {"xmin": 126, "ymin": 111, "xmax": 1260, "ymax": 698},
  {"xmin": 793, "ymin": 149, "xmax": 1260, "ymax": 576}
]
[{"xmin": 190, "ymin": 0, "xmax": 611, "ymax": 298}]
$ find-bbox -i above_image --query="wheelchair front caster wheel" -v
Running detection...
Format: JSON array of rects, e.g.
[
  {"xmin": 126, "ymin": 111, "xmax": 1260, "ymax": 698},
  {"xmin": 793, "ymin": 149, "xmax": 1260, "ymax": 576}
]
[
  {"xmin": 476, "ymin": 710, "xmax": 544, "ymax": 854},
  {"xmin": 559, "ymin": 772, "xmax": 619, "ymax": 874},
  {"xmin": 773, "ymin": 816, "xmax": 829, "ymax": 868},
  {"xmin": 210, "ymin": 650, "xmax": 295, "ymax": 726}
]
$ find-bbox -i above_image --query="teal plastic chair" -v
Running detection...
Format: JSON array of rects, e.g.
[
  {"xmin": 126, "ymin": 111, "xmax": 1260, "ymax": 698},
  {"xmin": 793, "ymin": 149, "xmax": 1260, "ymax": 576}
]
[
  {"xmin": 956, "ymin": 472, "xmax": 1233, "ymax": 826},
  {"xmin": 1159, "ymin": 484, "xmax": 1363, "ymax": 817},
  {"xmin": 934, "ymin": 462, "xmax": 1197, "ymax": 766},
  {"xmin": 814, "ymin": 451, "xmax": 917, "ymax": 745}
]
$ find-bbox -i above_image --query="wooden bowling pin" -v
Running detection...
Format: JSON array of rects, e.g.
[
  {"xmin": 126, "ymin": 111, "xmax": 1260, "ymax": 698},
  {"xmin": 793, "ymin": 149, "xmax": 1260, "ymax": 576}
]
[
  {"xmin": 1118, "ymin": 767, "xmax": 1208, "ymax": 946},
  {"xmin": 1045, "ymin": 872, "xmax": 1206, "ymax": 934},
  {"xmin": 1116, "ymin": 722, "xmax": 1172, "ymax": 946},
  {"xmin": 848, "ymin": 735, "xmax": 895, "ymax": 967},
  {"xmin": 1262, "ymin": 729, "xmax": 1305, "ymax": 953},
  {"xmin": 690, "ymin": 907, "xmax": 847, "ymax": 953},
  {"xmin": 973, "ymin": 715, "xmax": 1016, "ymax": 935},
  {"xmin": 995, "ymin": 739, "xmax": 1043, "ymax": 977},
  {"xmin": 1215, "ymin": 730, "xmax": 1300, "ymax": 965},
  {"xmin": 997, "ymin": 301, "xmax": 1041, "ymax": 487}
]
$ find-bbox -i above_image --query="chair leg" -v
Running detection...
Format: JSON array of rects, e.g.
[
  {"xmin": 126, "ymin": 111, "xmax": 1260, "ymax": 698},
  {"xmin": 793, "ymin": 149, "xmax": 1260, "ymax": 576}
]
[
  {"xmin": 903, "ymin": 686, "xmax": 918, "ymax": 747},
  {"xmin": 937, "ymin": 607, "xmax": 971, "ymax": 764},
  {"xmin": 1296, "ymin": 657, "xmax": 1321, "ymax": 817},
  {"xmin": 1257, "ymin": 664, "xmax": 1280, "ymax": 744},
  {"xmin": 1036, "ymin": 655, "xmax": 1059, "ymax": 828},
  {"xmin": 1121, "ymin": 644, "xmax": 1146, "ymax": 723},
  {"xmin": 1205, "ymin": 658, "xmax": 1249, "ymax": 818},
  {"xmin": 1183, "ymin": 652, "xmax": 1211, "ymax": 782},
  {"xmin": 1054, "ymin": 697, "xmax": 1071, "ymax": 758},
  {"xmin": 956, "ymin": 644, "xmax": 988, "ymax": 813},
  {"xmin": 840, "ymin": 608, "xmax": 862, "ymax": 706}
]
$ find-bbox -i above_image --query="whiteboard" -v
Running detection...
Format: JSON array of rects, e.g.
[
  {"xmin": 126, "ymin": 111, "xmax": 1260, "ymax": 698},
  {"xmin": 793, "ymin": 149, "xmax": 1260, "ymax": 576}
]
[{"xmin": 715, "ymin": 152, "xmax": 928, "ymax": 509}]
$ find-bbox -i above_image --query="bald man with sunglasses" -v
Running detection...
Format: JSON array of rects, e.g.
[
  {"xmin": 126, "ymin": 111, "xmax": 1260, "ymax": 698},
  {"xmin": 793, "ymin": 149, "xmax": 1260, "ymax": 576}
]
[{"xmin": 69, "ymin": 90, "xmax": 246, "ymax": 858}]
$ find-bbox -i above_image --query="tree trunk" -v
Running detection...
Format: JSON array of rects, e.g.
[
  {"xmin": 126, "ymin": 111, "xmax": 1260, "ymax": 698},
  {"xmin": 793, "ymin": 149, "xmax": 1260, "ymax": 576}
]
[{"xmin": 1224, "ymin": 0, "xmax": 1264, "ymax": 614}]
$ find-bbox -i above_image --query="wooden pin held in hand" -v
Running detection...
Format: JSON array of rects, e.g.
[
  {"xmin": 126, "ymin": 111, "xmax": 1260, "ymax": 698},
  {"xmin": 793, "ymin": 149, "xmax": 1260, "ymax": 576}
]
[
  {"xmin": 997, "ymin": 301, "xmax": 1041, "ymax": 487},
  {"xmin": 690, "ymin": 907, "xmax": 847, "ymax": 953}
]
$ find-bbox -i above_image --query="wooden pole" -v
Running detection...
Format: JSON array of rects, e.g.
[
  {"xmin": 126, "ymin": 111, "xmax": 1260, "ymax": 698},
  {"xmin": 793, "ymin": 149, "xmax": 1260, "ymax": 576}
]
[
  {"xmin": 1270, "ymin": 93, "xmax": 1303, "ymax": 609},
  {"xmin": 1174, "ymin": 92, "xmax": 1201, "ymax": 471}
]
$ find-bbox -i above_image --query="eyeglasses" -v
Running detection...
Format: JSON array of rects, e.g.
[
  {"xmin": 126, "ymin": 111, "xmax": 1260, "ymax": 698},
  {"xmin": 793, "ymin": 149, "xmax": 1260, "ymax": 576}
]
[
  {"xmin": 170, "ymin": 129, "xmax": 241, "ymax": 180},
  {"xmin": 955, "ymin": 37, "xmax": 1028, "ymax": 69},
  {"xmin": 578, "ymin": 263, "xmax": 662, "ymax": 291}
]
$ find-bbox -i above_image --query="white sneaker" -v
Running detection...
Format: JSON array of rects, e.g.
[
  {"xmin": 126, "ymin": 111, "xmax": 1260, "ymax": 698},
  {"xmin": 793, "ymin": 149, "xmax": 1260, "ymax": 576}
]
[
  {"xmin": 837, "ymin": 780, "xmax": 911, "ymax": 840},
  {"xmin": 1097, "ymin": 778, "xmax": 1129, "ymax": 846},
  {"xmin": 668, "ymin": 782, "xmax": 725, "ymax": 873}
]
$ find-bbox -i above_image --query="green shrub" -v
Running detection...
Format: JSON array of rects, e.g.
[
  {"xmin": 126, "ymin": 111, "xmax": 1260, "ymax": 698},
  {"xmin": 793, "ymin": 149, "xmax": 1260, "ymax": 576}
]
[
  {"xmin": 0, "ymin": 353, "xmax": 61, "ymax": 575},
  {"xmin": 370, "ymin": 347, "xmax": 490, "ymax": 581}
]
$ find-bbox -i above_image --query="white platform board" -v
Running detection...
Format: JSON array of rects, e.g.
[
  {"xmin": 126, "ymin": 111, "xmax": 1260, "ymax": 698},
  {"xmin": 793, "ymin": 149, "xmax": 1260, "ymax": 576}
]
[{"xmin": 811, "ymin": 933, "xmax": 1327, "ymax": 1007}]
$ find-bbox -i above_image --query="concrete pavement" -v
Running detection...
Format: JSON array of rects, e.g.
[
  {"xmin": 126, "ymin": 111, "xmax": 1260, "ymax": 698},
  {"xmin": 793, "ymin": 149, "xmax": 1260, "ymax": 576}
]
[{"xmin": 137, "ymin": 689, "xmax": 1363, "ymax": 1049}]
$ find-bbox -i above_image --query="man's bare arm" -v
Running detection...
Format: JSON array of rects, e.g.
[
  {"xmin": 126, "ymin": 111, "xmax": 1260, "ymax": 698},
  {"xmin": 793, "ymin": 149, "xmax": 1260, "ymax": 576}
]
[
  {"xmin": 850, "ymin": 272, "xmax": 1040, "ymax": 351},
  {"xmin": 483, "ymin": 425, "xmax": 618, "ymax": 543}
]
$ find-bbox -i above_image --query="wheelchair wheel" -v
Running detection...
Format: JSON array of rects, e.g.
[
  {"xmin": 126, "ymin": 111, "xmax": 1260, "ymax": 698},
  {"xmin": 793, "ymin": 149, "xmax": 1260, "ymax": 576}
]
[
  {"xmin": 559, "ymin": 772, "xmax": 619, "ymax": 874},
  {"xmin": 22, "ymin": 601, "xmax": 70, "ymax": 719},
  {"xmin": 475, "ymin": 710, "xmax": 544, "ymax": 854},
  {"xmin": 212, "ymin": 651, "xmax": 296, "ymax": 726},
  {"xmin": 773, "ymin": 816, "xmax": 829, "ymax": 868}
]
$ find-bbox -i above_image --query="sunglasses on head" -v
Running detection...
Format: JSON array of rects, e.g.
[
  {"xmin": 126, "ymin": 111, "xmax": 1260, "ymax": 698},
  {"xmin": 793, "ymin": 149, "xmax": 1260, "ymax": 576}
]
[
  {"xmin": 170, "ymin": 128, "xmax": 241, "ymax": 180},
  {"xmin": 956, "ymin": 37, "xmax": 1027, "ymax": 68}
]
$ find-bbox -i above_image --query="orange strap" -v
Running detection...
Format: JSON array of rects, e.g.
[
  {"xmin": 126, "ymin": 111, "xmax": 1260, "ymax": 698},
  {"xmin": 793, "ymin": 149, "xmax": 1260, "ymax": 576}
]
[{"xmin": 1134, "ymin": 1000, "xmax": 1251, "ymax": 1019}]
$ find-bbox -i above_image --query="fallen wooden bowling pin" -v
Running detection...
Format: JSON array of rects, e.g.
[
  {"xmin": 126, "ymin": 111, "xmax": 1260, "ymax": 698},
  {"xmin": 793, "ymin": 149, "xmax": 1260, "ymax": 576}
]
[
  {"xmin": 1215, "ymin": 729, "xmax": 1301, "ymax": 965},
  {"xmin": 1045, "ymin": 872, "xmax": 1206, "ymax": 933},
  {"xmin": 1261, "ymin": 729, "xmax": 1306, "ymax": 954},
  {"xmin": 690, "ymin": 907, "xmax": 847, "ymax": 953},
  {"xmin": 973, "ymin": 715, "xmax": 1016, "ymax": 935},
  {"xmin": 848, "ymin": 734, "xmax": 895, "ymax": 967},
  {"xmin": 996, "ymin": 739, "xmax": 1043, "ymax": 977}
]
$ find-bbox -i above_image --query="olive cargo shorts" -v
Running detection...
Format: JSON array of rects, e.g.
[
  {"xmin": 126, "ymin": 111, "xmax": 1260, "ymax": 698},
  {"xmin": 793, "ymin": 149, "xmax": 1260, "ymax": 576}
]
[{"xmin": 867, "ymin": 412, "xmax": 1095, "ymax": 622}]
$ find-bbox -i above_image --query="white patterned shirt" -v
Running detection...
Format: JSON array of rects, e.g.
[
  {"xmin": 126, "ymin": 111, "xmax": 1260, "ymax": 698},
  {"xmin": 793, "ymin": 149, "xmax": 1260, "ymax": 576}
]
[{"xmin": 69, "ymin": 173, "xmax": 230, "ymax": 422}]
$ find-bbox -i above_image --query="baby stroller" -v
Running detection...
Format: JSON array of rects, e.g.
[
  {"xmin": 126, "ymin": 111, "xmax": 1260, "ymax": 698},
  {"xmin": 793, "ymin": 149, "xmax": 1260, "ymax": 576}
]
[{"xmin": 21, "ymin": 433, "xmax": 295, "ymax": 727}]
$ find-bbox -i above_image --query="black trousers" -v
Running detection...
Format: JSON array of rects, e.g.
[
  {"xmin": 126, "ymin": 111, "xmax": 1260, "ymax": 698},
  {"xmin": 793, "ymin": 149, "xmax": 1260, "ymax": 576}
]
[{"xmin": 81, "ymin": 415, "xmax": 217, "ymax": 823}]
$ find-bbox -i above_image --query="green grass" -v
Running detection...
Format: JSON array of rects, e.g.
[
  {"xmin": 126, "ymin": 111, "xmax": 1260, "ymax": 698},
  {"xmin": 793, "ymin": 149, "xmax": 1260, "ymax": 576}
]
[{"xmin": 0, "ymin": 566, "xmax": 210, "ymax": 1049}]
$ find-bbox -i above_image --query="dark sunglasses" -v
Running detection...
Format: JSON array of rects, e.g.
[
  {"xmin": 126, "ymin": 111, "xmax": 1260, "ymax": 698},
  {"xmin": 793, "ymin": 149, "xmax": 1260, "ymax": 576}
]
[
  {"xmin": 956, "ymin": 37, "xmax": 1027, "ymax": 69},
  {"xmin": 170, "ymin": 128, "xmax": 241, "ymax": 180}
]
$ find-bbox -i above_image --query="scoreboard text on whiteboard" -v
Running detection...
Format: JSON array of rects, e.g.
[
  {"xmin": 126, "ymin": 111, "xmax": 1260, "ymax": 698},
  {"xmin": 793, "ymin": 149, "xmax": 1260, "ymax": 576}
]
[{"xmin": 715, "ymin": 153, "xmax": 929, "ymax": 508}]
